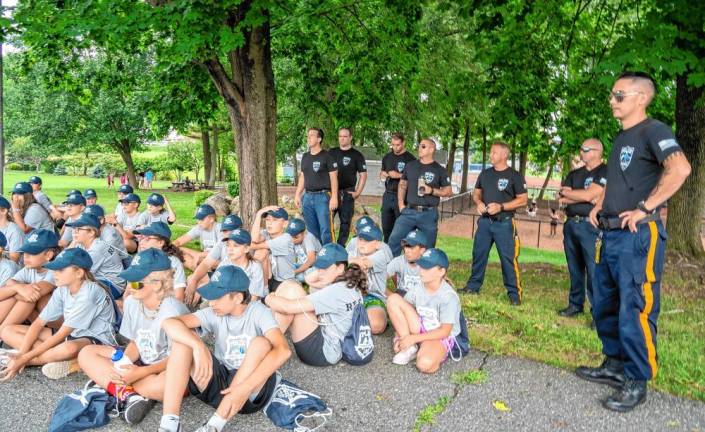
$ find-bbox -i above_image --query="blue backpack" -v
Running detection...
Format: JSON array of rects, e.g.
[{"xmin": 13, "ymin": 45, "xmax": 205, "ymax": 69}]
[
  {"xmin": 341, "ymin": 302, "xmax": 374, "ymax": 365},
  {"xmin": 264, "ymin": 373, "xmax": 331, "ymax": 431},
  {"xmin": 48, "ymin": 381, "xmax": 116, "ymax": 432}
]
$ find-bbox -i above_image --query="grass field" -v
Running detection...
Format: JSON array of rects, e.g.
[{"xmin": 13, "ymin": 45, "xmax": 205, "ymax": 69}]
[{"xmin": 3, "ymin": 170, "xmax": 703, "ymax": 402}]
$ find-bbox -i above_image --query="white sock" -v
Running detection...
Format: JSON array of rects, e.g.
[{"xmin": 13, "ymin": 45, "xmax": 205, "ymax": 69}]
[
  {"xmin": 207, "ymin": 413, "xmax": 227, "ymax": 432},
  {"xmin": 159, "ymin": 414, "xmax": 180, "ymax": 432}
]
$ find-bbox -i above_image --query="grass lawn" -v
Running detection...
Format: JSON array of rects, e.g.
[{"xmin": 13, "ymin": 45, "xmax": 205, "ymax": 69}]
[{"xmin": 3, "ymin": 171, "xmax": 703, "ymax": 402}]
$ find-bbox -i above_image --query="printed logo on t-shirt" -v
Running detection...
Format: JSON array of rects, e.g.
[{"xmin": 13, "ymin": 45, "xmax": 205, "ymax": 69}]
[
  {"xmin": 497, "ymin": 178, "xmax": 509, "ymax": 191},
  {"xmin": 658, "ymin": 139, "xmax": 678, "ymax": 151},
  {"xmin": 620, "ymin": 146, "xmax": 635, "ymax": 171},
  {"xmin": 136, "ymin": 328, "xmax": 159, "ymax": 363},
  {"xmin": 403, "ymin": 274, "xmax": 422, "ymax": 293},
  {"xmin": 424, "ymin": 172, "xmax": 435, "ymax": 183},
  {"xmin": 417, "ymin": 306, "xmax": 440, "ymax": 330},
  {"xmin": 312, "ymin": 161, "xmax": 321, "ymax": 172},
  {"xmin": 397, "ymin": 162, "xmax": 406, "ymax": 172},
  {"xmin": 343, "ymin": 156, "xmax": 351, "ymax": 166},
  {"xmin": 584, "ymin": 177, "xmax": 593, "ymax": 189},
  {"xmin": 224, "ymin": 334, "xmax": 252, "ymax": 369}
]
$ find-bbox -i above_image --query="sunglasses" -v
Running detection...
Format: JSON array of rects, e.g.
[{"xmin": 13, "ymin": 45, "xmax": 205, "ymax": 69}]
[
  {"xmin": 609, "ymin": 90, "xmax": 642, "ymax": 103},
  {"xmin": 580, "ymin": 147, "xmax": 594, "ymax": 153},
  {"xmin": 129, "ymin": 279, "xmax": 162, "ymax": 290}
]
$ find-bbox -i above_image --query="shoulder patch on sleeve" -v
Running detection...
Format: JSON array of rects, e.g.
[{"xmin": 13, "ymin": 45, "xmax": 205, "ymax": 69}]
[{"xmin": 658, "ymin": 139, "xmax": 678, "ymax": 151}]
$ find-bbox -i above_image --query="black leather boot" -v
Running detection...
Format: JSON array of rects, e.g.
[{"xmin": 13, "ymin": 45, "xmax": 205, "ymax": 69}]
[
  {"xmin": 575, "ymin": 357, "xmax": 625, "ymax": 389},
  {"xmin": 602, "ymin": 378, "xmax": 647, "ymax": 412}
]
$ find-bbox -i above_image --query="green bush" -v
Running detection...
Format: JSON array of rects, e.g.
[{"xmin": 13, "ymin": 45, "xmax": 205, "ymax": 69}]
[
  {"xmin": 194, "ymin": 190, "xmax": 216, "ymax": 207},
  {"xmin": 158, "ymin": 171, "xmax": 175, "ymax": 181},
  {"xmin": 227, "ymin": 181, "xmax": 240, "ymax": 197},
  {"xmin": 53, "ymin": 165, "xmax": 68, "ymax": 175},
  {"xmin": 6, "ymin": 162, "xmax": 24, "ymax": 171},
  {"xmin": 90, "ymin": 165, "xmax": 106, "ymax": 178},
  {"xmin": 41, "ymin": 159, "xmax": 62, "ymax": 173}
]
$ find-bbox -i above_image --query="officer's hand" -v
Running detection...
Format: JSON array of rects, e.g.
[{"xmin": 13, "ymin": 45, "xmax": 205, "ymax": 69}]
[
  {"xmin": 476, "ymin": 203, "xmax": 487, "ymax": 214},
  {"xmin": 486, "ymin": 203, "xmax": 502, "ymax": 215},
  {"xmin": 619, "ymin": 209, "xmax": 646, "ymax": 233},
  {"xmin": 329, "ymin": 197, "xmax": 338, "ymax": 211},
  {"xmin": 588, "ymin": 206, "xmax": 600, "ymax": 228},
  {"xmin": 294, "ymin": 195, "xmax": 301, "ymax": 209},
  {"xmin": 419, "ymin": 184, "xmax": 432, "ymax": 195}
]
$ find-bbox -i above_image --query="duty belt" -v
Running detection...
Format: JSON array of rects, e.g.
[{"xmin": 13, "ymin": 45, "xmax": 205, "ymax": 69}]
[
  {"xmin": 408, "ymin": 205, "xmax": 435, "ymax": 211},
  {"xmin": 598, "ymin": 214, "xmax": 660, "ymax": 230},
  {"xmin": 481, "ymin": 214, "xmax": 513, "ymax": 222},
  {"xmin": 567, "ymin": 215, "xmax": 589, "ymax": 223}
]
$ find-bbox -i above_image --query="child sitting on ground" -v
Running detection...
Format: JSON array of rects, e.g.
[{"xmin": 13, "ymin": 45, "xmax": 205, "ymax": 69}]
[
  {"xmin": 173, "ymin": 204, "xmax": 221, "ymax": 271},
  {"xmin": 387, "ymin": 229, "xmax": 427, "ymax": 296},
  {"xmin": 250, "ymin": 206, "xmax": 296, "ymax": 293}
]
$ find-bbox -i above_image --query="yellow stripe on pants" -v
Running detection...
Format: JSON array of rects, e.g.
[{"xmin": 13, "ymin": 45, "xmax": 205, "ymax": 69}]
[
  {"xmin": 327, "ymin": 192, "xmax": 336, "ymax": 244},
  {"xmin": 512, "ymin": 219, "xmax": 522, "ymax": 299},
  {"xmin": 640, "ymin": 221, "xmax": 659, "ymax": 378}
]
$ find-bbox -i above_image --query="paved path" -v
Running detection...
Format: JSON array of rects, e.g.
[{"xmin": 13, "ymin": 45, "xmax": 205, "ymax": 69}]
[{"xmin": 1, "ymin": 333, "xmax": 703, "ymax": 431}]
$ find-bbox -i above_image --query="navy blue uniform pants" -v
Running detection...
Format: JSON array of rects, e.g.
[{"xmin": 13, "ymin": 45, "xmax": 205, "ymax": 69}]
[
  {"xmin": 593, "ymin": 220, "xmax": 665, "ymax": 380},
  {"xmin": 380, "ymin": 191, "xmax": 400, "ymax": 243},
  {"xmin": 334, "ymin": 190, "xmax": 355, "ymax": 247},
  {"xmin": 464, "ymin": 217, "xmax": 522, "ymax": 301},
  {"xmin": 388, "ymin": 207, "xmax": 438, "ymax": 256},
  {"xmin": 563, "ymin": 219, "xmax": 599, "ymax": 310}
]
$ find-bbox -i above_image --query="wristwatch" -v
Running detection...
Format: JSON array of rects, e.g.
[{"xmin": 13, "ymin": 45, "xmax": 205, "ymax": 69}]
[
  {"xmin": 637, "ymin": 200, "xmax": 654, "ymax": 214},
  {"xmin": 500, "ymin": 204, "xmax": 505, "ymax": 212}
]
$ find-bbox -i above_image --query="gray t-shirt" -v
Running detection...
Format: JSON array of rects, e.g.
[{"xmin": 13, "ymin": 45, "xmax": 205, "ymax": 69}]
[
  {"xmin": 0, "ymin": 222, "xmax": 25, "ymax": 254},
  {"xmin": 33, "ymin": 191, "xmax": 53, "ymax": 213},
  {"xmin": 346, "ymin": 237, "xmax": 393, "ymax": 258},
  {"xmin": 79, "ymin": 240, "xmax": 125, "ymax": 290},
  {"xmin": 24, "ymin": 203, "xmax": 55, "ymax": 232},
  {"xmin": 137, "ymin": 210, "xmax": 170, "ymax": 227},
  {"xmin": 307, "ymin": 281, "xmax": 363, "ymax": 364},
  {"xmin": 0, "ymin": 259, "xmax": 20, "ymax": 286},
  {"xmin": 169, "ymin": 255, "xmax": 187, "ymax": 290},
  {"xmin": 101, "ymin": 224, "xmax": 127, "ymax": 256},
  {"xmin": 349, "ymin": 246, "xmax": 392, "ymax": 301},
  {"xmin": 114, "ymin": 202, "xmax": 125, "ymax": 219},
  {"xmin": 187, "ymin": 223, "xmax": 222, "ymax": 252},
  {"xmin": 38, "ymin": 281, "xmax": 115, "ymax": 344},
  {"xmin": 194, "ymin": 301, "xmax": 279, "ymax": 370},
  {"xmin": 262, "ymin": 230, "xmax": 296, "ymax": 282},
  {"xmin": 387, "ymin": 255, "xmax": 422, "ymax": 295},
  {"xmin": 117, "ymin": 212, "xmax": 142, "ymax": 232},
  {"xmin": 404, "ymin": 280, "xmax": 461, "ymax": 338},
  {"xmin": 120, "ymin": 296, "xmax": 189, "ymax": 364},
  {"xmin": 294, "ymin": 232, "xmax": 322, "ymax": 267},
  {"xmin": 12, "ymin": 267, "xmax": 55, "ymax": 285},
  {"xmin": 60, "ymin": 216, "xmax": 77, "ymax": 244},
  {"xmin": 207, "ymin": 241, "xmax": 226, "ymax": 262}
]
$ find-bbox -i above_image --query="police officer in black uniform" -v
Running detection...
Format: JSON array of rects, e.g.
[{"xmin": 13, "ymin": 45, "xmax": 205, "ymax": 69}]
[
  {"xmin": 380, "ymin": 133, "xmax": 416, "ymax": 242},
  {"xmin": 329, "ymin": 127, "xmax": 367, "ymax": 246},
  {"xmin": 557, "ymin": 138, "xmax": 608, "ymax": 319},
  {"xmin": 294, "ymin": 128, "xmax": 339, "ymax": 245},
  {"xmin": 387, "ymin": 138, "xmax": 452, "ymax": 256},
  {"xmin": 575, "ymin": 72, "xmax": 691, "ymax": 412},
  {"xmin": 461, "ymin": 141, "xmax": 528, "ymax": 305}
]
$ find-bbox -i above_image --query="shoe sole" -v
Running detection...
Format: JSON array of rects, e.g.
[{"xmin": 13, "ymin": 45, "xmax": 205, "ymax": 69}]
[
  {"xmin": 601, "ymin": 394, "xmax": 647, "ymax": 412},
  {"xmin": 575, "ymin": 370, "xmax": 624, "ymax": 389},
  {"xmin": 124, "ymin": 398, "xmax": 155, "ymax": 425},
  {"xmin": 41, "ymin": 360, "xmax": 79, "ymax": 380}
]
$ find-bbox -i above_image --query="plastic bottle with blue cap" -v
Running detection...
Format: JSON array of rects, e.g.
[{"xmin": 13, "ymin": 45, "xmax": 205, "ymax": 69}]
[{"xmin": 112, "ymin": 348, "xmax": 133, "ymax": 372}]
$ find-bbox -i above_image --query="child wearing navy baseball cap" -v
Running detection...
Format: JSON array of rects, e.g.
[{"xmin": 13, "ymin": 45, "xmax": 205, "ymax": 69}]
[
  {"xmin": 114, "ymin": 184, "xmax": 134, "ymax": 219},
  {"xmin": 106, "ymin": 193, "xmax": 142, "ymax": 253},
  {"xmin": 387, "ymin": 229, "xmax": 428, "ymax": 297},
  {"xmin": 250, "ymin": 205, "xmax": 296, "ymax": 293},
  {"xmin": 137, "ymin": 193, "xmax": 176, "ymax": 228},
  {"xmin": 0, "ymin": 195, "xmax": 25, "ymax": 263},
  {"xmin": 134, "ymin": 222, "xmax": 188, "ymax": 301},
  {"xmin": 173, "ymin": 204, "xmax": 220, "ymax": 271},
  {"xmin": 0, "ymin": 232, "xmax": 19, "ymax": 286},
  {"xmin": 287, "ymin": 218, "xmax": 322, "ymax": 284}
]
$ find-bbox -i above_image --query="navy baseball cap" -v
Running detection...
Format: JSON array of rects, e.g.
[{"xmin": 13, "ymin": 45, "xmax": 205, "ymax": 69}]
[
  {"xmin": 221, "ymin": 214, "xmax": 243, "ymax": 231},
  {"xmin": 84, "ymin": 204, "xmax": 105, "ymax": 218},
  {"xmin": 286, "ymin": 218, "xmax": 306, "ymax": 236},
  {"xmin": 119, "ymin": 248, "xmax": 172, "ymax": 282},
  {"xmin": 66, "ymin": 213, "xmax": 101, "ymax": 230},
  {"xmin": 197, "ymin": 265, "xmax": 250, "ymax": 300},
  {"xmin": 401, "ymin": 229, "xmax": 428, "ymax": 247},
  {"xmin": 0, "ymin": 231, "xmax": 6, "ymax": 248},
  {"xmin": 417, "ymin": 248, "xmax": 449, "ymax": 270},
  {"xmin": 84, "ymin": 189, "xmax": 97, "ymax": 199},
  {"xmin": 357, "ymin": 223, "xmax": 383, "ymax": 241},
  {"xmin": 355, "ymin": 216, "xmax": 375, "ymax": 232},
  {"xmin": 118, "ymin": 184, "xmax": 134, "ymax": 194},
  {"xmin": 134, "ymin": 222, "xmax": 172, "ymax": 239},
  {"xmin": 195, "ymin": 204, "xmax": 216, "ymax": 220},
  {"xmin": 66, "ymin": 189, "xmax": 82, "ymax": 197},
  {"xmin": 313, "ymin": 243, "xmax": 348, "ymax": 269},
  {"xmin": 44, "ymin": 248, "xmax": 93, "ymax": 271},
  {"xmin": 28, "ymin": 176, "xmax": 42, "ymax": 185},
  {"xmin": 264, "ymin": 207, "xmax": 289, "ymax": 221},
  {"xmin": 146, "ymin": 193, "xmax": 165, "ymax": 206},
  {"xmin": 223, "ymin": 228, "xmax": 251, "ymax": 245},
  {"xmin": 17, "ymin": 229, "xmax": 59, "ymax": 254},
  {"xmin": 119, "ymin": 193, "xmax": 141, "ymax": 204},
  {"xmin": 63, "ymin": 193, "xmax": 87, "ymax": 206},
  {"xmin": 11, "ymin": 182, "xmax": 32, "ymax": 195},
  {"xmin": 0, "ymin": 196, "xmax": 10, "ymax": 209}
]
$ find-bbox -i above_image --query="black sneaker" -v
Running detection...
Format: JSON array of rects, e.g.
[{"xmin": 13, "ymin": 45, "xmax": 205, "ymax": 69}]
[
  {"xmin": 575, "ymin": 357, "xmax": 625, "ymax": 389},
  {"xmin": 460, "ymin": 287, "xmax": 480, "ymax": 295},
  {"xmin": 558, "ymin": 305, "xmax": 583, "ymax": 317},
  {"xmin": 123, "ymin": 394, "xmax": 155, "ymax": 425},
  {"xmin": 602, "ymin": 378, "xmax": 647, "ymax": 412},
  {"xmin": 509, "ymin": 297, "xmax": 521, "ymax": 306}
]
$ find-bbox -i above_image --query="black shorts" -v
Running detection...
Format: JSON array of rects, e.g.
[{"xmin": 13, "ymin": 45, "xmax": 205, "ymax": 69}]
[
  {"xmin": 268, "ymin": 278, "xmax": 282, "ymax": 293},
  {"xmin": 49, "ymin": 328, "xmax": 104, "ymax": 345},
  {"xmin": 187, "ymin": 352, "xmax": 277, "ymax": 413},
  {"xmin": 293, "ymin": 326, "xmax": 332, "ymax": 367}
]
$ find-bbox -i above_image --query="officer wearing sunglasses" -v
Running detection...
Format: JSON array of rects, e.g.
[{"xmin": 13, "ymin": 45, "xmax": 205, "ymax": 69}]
[{"xmin": 575, "ymin": 72, "xmax": 691, "ymax": 412}]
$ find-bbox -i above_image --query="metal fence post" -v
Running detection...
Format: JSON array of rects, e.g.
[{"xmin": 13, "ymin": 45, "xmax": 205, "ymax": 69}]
[{"xmin": 537, "ymin": 220, "xmax": 541, "ymax": 248}]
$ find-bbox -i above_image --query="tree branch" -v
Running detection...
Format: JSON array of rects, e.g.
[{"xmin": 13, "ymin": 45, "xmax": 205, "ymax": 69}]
[{"xmin": 199, "ymin": 58, "xmax": 245, "ymax": 112}]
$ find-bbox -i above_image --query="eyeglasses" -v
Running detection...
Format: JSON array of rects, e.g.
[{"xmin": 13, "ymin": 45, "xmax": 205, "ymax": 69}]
[
  {"xmin": 609, "ymin": 90, "xmax": 643, "ymax": 103},
  {"xmin": 580, "ymin": 147, "xmax": 595, "ymax": 153}
]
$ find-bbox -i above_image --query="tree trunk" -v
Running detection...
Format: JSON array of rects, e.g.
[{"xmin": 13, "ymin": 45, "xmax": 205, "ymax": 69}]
[
  {"xmin": 202, "ymin": 128, "xmax": 213, "ymax": 185},
  {"xmin": 519, "ymin": 150, "xmax": 528, "ymax": 178},
  {"xmin": 293, "ymin": 154, "xmax": 299, "ymax": 186},
  {"xmin": 666, "ymin": 74, "xmax": 705, "ymax": 260},
  {"xmin": 460, "ymin": 120, "xmax": 471, "ymax": 193},
  {"xmin": 114, "ymin": 139, "xmax": 137, "ymax": 186},
  {"xmin": 446, "ymin": 127, "xmax": 459, "ymax": 177},
  {"xmin": 510, "ymin": 142, "xmax": 515, "ymax": 169},
  {"xmin": 202, "ymin": 8, "xmax": 277, "ymax": 225},
  {"xmin": 481, "ymin": 126, "xmax": 488, "ymax": 169},
  {"xmin": 210, "ymin": 125, "xmax": 219, "ymax": 186},
  {"xmin": 538, "ymin": 139, "xmax": 561, "ymax": 201}
]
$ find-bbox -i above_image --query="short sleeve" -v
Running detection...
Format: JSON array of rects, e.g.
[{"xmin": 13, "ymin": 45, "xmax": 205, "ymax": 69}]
[
  {"xmin": 647, "ymin": 122, "xmax": 682, "ymax": 164},
  {"xmin": 207, "ymin": 242, "xmax": 223, "ymax": 261},
  {"xmin": 137, "ymin": 211, "xmax": 150, "ymax": 227},
  {"xmin": 38, "ymin": 288, "xmax": 65, "ymax": 323},
  {"xmin": 247, "ymin": 262, "xmax": 266, "ymax": 297},
  {"xmin": 63, "ymin": 287, "xmax": 106, "ymax": 330},
  {"xmin": 386, "ymin": 257, "xmax": 401, "ymax": 278},
  {"xmin": 474, "ymin": 170, "xmax": 485, "ymax": 189},
  {"xmin": 357, "ymin": 152, "xmax": 367, "ymax": 173},
  {"xmin": 303, "ymin": 234, "xmax": 320, "ymax": 254},
  {"xmin": 24, "ymin": 205, "xmax": 45, "ymax": 230},
  {"xmin": 561, "ymin": 171, "xmax": 573, "ymax": 188},
  {"xmin": 193, "ymin": 308, "xmax": 216, "ymax": 335},
  {"xmin": 439, "ymin": 167, "xmax": 451, "ymax": 187},
  {"xmin": 327, "ymin": 153, "xmax": 338, "ymax": 172},
  {"xmin": 381, "ymin": 154, "xmax": 391, "ymax": 172},
  {"xmin": 0, "ymin": 262, "xmax": 18, "ymax": 286},
  {"xmin": 267, "ymin": 234, "xmax": 291, "ymax": 257},
  {"xmin": 119, "ymin": 297, "xmax": 138, "ymax": 340},
  {"xmin": 186, "ymin": 226, "xmax": 201, "ymax": 240},
  {"xmin": 5, "ymin": 226, "xmax": 24, "ymax": 252},
  {"xmin": 307, "ymin": 286, "xmax": 337, "ymax": 315},
  {"xmin": 401, "ymin": 162, "xmax": 410, "ymax": 181},
  {"xmin": 595, "ymin": 165, "xmax": 608, "ymax": 187},
  {"xmin": 513, "ymin": 171, "xmax": 527, "ymax": 194},
  {"xmin": 255, "ymin": 304, "xmax": 279, "ymax": 335},
  {"xmin": 438, "ymin": 293, "xmax": 461, "ymax": 326},
  {"xmin": 171, "ymin": 258, "xmax": 187, "ymax": 289},
  {"xmin": 403, "ymin": 287, "xmax": 416, "ymax": 305},
  {"xmin": 60, "ymin": 227, "xmax": 73, "ymax": 243},
  {"xmin": 369, "ymin": 249, "xmax": 390, "ymax": 274}
]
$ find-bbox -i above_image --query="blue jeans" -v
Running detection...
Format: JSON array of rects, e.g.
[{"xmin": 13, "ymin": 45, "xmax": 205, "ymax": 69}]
[
  {"xmin": 388, "ymin": 207, "xmax": 439, "ymax": 256},
  {"xmin": 464, "ymin": 217, "xmax": 522, "ymax": 301},
  {"xmin": 593, "ymin": 220, "xmax": 665, "ymax": 380},
  {"xmin": 302, "ymin": 192, "xmax": 334, "ymax": 245},
  {"xmin": 380, "ymin": 191, "xmax": 400, "ymax": 243},
  {"xmin": 563, "ymin": 219, "xmax": 599, "ymax": 309}
]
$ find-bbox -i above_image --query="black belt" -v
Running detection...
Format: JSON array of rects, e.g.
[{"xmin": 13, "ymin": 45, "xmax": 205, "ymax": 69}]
[
  {"xmin": 567, "ymin": 215, "xmax": 589, "ymax": 223},
  {"xmin": 305, "ymin": 190, "xmax": 329, "ymax": 194},
  {"xmin": 408, "ymin": 205, "xmax": 435, "ymax": 211},
  {"xmin": 384, "ymin": 190, "xmax": 398, "ymax": 195},
  {"xmin": 598, "ymin": 214, "xmax": 660, "ymax": 230},
  {"xmin": 481, "ymin": 214, "xmax": 513, "ymax": 222}
]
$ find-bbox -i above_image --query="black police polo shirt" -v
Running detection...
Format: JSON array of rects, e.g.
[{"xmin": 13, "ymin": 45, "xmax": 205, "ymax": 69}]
[
  {"xmin": 329, "ymin": 147, "xmax": 367, "ymax": 191},
  {"xmin": 562, "ymin": 163, "xmax": 607, "ymax": 217},
  {"xmin": 602, "ymin": 118, "xmax": 682, "ymax": 217},
  {"xmin": 381, "ymin": 151, "xmax": 416, "ymax": 194},
  {"xmin": 401, "ymin": 160, "xmax": 451, "ymax": 207},
  {"xmin": 301, "ymin": 150, "xmax": 338, "ymax": 192},
  {"xmin": 475, "ymin": 166, "xmax": 527, "ymax": 217}
]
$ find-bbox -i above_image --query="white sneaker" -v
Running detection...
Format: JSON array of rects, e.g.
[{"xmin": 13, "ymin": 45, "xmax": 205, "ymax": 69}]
[
  {"xmin": 123, "ymin": 394, "xmax": 155, "ymax": 425},
  {"xmin": 0, "ymin": 348, "xmax": 18, "ymax": 370},
  {"xmin": 392, "ymin": 344, "xmax": 418, "ymax": 365},
  {"xmin": 41, "ymin": 359, "xmax": 79, "ymax": 379},
  {"xmin": 194, "ymin": 425, "xmax": 218, "ymax": 432}
]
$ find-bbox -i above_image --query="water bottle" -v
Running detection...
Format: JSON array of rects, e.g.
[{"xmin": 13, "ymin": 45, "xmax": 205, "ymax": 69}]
[
  {"xmin": 112, "ymin": 348, "xmax": 133, "ymax": 372},
  {"xmin": 417, "ymin": 176, "xmax": 426, "ymax": 197}
]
